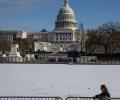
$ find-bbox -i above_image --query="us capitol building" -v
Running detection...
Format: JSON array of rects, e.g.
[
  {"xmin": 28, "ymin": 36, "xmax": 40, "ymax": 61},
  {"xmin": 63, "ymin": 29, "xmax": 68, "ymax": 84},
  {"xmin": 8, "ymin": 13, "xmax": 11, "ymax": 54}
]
[
  {"xmin": 35, "ymin": 0, "xmax": 82, "ymax": 52},
  {"xmin": 0, "ymin": 0, "xmax": 83, "ymax": 52}
]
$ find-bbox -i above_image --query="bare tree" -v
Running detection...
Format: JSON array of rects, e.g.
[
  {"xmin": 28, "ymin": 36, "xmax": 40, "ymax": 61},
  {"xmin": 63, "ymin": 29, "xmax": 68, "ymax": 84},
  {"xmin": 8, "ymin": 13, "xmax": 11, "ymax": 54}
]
[
  {"xmin": 85, "ymin": 21, "xmax": 120, "ymax": 54},
  {"xmin": 98, "ymin": 21, "xmax": 120, "ymax": 54},
  {"xmin": 85, "ymin": 29, "xmax": 102, "ymax": 53},
  {"xmin": 0, "ymin": 39, "xmax": 11, "ymax": 52},
  {"xmin": 16, "ymin": 37, "xmax": 36, "ymax": 54}
]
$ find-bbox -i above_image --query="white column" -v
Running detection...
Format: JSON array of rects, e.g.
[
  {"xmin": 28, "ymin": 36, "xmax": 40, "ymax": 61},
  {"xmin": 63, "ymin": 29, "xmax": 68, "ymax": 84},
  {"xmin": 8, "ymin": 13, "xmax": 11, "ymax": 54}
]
[
  {"xmin": 62, "ymin": 34, "xmax": 64, "ymax": 41},
  {"xmin": 58, "ymin": 33, "xmax": 60, "ymax": 41},
  {"xmin": 67, "ymin": 33, "xmax": 69, "ymax": 41},
  {"xmin": 54, "ymin": 33, "xmax": 56, "ymax": 42},
  {"xmin": 66, "ymin": 33, "xmax": 67, "ymax": 41},
  {"xmin": 55, "ymin": 34, "xmax": 57, "ymax": 41}
]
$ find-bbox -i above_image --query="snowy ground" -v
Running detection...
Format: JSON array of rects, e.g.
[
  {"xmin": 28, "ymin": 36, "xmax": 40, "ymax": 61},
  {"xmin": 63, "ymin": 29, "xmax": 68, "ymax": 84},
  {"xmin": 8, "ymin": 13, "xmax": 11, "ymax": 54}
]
[{"xmin": 0, "ymin": 64, "xmax": 120, "ymax": 97}]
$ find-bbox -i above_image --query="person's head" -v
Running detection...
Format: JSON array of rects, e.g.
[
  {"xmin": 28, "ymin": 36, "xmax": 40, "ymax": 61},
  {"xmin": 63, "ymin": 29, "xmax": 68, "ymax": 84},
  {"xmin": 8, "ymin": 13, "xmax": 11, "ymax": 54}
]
[{"xmin": 100, "ymin": 84, "xmax": 108, "ymax": 93}]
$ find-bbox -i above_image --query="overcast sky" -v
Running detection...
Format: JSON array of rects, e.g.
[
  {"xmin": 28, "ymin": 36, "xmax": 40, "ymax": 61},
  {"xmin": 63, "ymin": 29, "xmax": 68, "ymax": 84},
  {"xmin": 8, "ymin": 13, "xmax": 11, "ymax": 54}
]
[{"xmin": 0, "ymin": 0, "xmax": 120, "ymax": 32}]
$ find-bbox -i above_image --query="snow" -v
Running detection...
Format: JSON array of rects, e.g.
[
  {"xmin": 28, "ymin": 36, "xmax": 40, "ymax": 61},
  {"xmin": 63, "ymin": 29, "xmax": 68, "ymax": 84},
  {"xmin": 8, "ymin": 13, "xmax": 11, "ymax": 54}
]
[{"xmin": 0, "ymin": 64, "xmax": 120, "ymax": 97}]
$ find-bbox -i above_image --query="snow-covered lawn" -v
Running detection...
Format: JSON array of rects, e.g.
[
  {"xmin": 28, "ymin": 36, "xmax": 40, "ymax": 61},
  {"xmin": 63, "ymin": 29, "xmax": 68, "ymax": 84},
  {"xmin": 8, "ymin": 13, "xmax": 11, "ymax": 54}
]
[{"xmin": 0, "ymin": 64, "xmax": 120, "ymax": 97}]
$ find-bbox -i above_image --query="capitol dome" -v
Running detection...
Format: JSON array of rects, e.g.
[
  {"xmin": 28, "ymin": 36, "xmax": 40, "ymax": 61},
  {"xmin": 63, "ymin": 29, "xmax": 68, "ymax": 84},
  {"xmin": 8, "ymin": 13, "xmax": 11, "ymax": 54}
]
[{"xmin": 55, "ymin": 0, "xmax": 77, "ymax": 30}]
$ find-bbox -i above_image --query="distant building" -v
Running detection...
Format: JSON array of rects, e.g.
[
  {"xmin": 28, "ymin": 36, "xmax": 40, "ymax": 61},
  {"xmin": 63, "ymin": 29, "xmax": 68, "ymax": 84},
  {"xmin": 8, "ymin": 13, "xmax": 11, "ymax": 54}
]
[
  {"xmin": 0, "ymin": 30, "xmax": 16, "ymax": 42},
  {"xmin": 1, "ymin": 0, "xmax": 83, "ymax": 53},
  {"xmin": 35, "ymin": 0, "xmax": 82, "ymax": 52},
  {"xmin": 0, "ymin": 30, "xmax": 27, "ymax": 42},
  {"xmin": 34, "ymin": 42, "xmax": 52, "ymax": 52},
  {"xmin": 50, "ymin": 0, "xmax": 79, "ymax": 52},
  {"xmin": 17, "ymin": 31, "xmax": 27, "ymax": 39}
]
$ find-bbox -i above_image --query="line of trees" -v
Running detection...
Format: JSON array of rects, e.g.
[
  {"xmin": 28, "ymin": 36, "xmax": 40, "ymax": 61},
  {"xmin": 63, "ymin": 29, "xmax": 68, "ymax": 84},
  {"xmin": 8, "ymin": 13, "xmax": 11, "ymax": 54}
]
[
  {"xmin": 0, "ymin": 39, "xmax": 11, "ymax": 52},
  {"xmin": 0, "ymin": 36, "xmax": 36, "ymax": 54},
  {"xmin": 16, "ymin": 37, "xmax": 36, "ymax": 54},
  {"xmin": 85, "ymin": 21, "xmax": 120, "ymax": 54}
]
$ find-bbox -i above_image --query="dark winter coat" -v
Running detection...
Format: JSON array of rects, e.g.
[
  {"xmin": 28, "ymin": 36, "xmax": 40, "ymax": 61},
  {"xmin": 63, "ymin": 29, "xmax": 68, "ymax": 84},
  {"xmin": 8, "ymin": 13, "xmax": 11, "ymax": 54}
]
[{"xmin": 94, "ymin": 92, "xmax": 110, "ymax": 100}]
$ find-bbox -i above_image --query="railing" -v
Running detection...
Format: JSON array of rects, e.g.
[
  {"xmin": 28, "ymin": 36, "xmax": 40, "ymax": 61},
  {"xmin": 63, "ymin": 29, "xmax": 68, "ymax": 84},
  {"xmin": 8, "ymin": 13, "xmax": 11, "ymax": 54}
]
[
  {"xmin": 0, "ymin": 97, "xmax": 120, "ymax": 100},
  {"xmin": 66, "ymin": 97, "xmax": 93, "ymax": 100},
  {"xmin": 66, "ymin": 97, "xmax": 120, "ymax": 100},
  {"xmin": 0, "ymin": 57, "xmax": 70, "ymax": 64},
  {"xmin": 77, "ymin": 59, "xmax": 120, "ymax": 65},
  {"xmin": 0, "ymin": 97, "xmax": 62, "ymax": 100},
  {"xmin": 82, "ymin": 60, "xmax": 120, "ymax": 64},
  {"xmin": 1, "ymin": 56, "xmax": 120, "ymax": 64}
]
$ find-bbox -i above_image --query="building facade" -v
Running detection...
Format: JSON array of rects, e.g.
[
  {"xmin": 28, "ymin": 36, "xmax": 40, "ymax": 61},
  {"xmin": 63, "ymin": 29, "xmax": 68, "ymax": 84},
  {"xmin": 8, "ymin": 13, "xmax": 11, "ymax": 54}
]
[
  {"xmin": 54, "ymin": 0, "xmax": 77, "ymax": 42},
  {"xmin": 0, "ymin": 0, "xmax": 82, "ymax": 53},
  {"xmin": 0, "ymin": 30, "xmax": 27, "ymax": 42},
  {"xmin": 47, "ymin": 0, "xmax": 81, "ymax": 52},
  {"xmin": 35, "ymin": 0, "xmax": 81, "ymax": 52}
]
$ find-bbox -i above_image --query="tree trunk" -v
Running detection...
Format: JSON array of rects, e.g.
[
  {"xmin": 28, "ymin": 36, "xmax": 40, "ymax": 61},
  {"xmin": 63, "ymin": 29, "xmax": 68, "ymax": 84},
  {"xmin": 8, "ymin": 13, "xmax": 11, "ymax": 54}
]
[{"xmin": 104, "ymin": 45, "xmax": 109, "ymax": 54}]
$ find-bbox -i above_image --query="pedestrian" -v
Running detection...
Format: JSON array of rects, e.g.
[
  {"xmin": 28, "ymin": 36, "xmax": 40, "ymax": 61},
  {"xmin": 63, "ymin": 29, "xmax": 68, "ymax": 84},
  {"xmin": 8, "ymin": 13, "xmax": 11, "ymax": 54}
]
[{"xmin": 93, "ymin": 84, "xmax": 110, "ymax": 100}]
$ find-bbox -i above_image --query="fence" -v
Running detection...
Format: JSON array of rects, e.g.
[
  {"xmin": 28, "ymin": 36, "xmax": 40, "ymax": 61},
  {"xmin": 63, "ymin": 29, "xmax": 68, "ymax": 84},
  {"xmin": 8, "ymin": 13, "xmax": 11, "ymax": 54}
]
[
  {"xmin": 0, "ymin": 97, "xmax": 62, "ymax": 100},
  {"xmin": 0, "ymin": 57, "xmax": 70, "ymax": 64},
  {"xmin": 0, "ymin": 57, "xmax": 33, "ymax": 63},
  {"xmin": 66, "ymin": 97, "xmax": 120, "ymax": 100},
  {"xmin": 0, "ymin": 97, "xmax": 120, "ymax": 100},
  {"xmin": 0, "ymin": 56, "xmax": 120, "ymax": 64},
  {"xmin": 78, "ymin": 60, "xmax": 120, "ymax": 65}
]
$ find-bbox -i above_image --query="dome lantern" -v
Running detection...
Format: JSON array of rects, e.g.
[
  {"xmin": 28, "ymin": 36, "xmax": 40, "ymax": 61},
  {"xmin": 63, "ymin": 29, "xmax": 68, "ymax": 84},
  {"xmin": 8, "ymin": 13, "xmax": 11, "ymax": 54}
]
[{"xmin": 64, "ymin": 0, "xmax": 68, "ymax": 7}]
